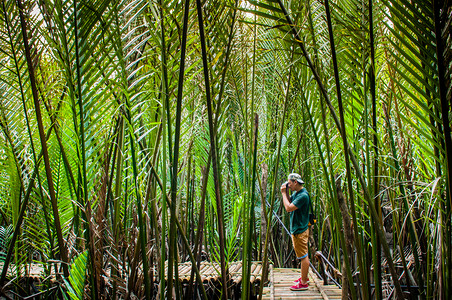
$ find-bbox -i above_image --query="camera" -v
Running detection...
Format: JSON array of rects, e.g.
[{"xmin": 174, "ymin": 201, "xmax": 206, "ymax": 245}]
[{"xmin": 283, "ymin": 181, "xmax": 289, "ymax": 189}]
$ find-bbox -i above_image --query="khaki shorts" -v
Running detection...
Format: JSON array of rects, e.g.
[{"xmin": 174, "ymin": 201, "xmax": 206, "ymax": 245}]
[{"xmin": 291, "ymin": 229, "xmax": 309, "ymax": 259}]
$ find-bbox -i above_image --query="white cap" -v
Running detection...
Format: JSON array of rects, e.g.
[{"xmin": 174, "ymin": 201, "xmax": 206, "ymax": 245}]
[{"xmin": 288, "ymin": 173, "xmax": 304, "ymax": 184}]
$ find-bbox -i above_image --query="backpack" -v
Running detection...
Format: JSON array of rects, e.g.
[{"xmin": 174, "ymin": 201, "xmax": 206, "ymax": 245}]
[{"xmin": 307, "ymin": 193, "xmax": 317, "ymax": 226}]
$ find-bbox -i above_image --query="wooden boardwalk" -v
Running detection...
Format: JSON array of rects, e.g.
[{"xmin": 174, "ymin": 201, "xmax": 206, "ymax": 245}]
[
  {"xmin": 1, "ymin": 262, "xmax": 342, "ymax": 299},
  {"xmin": 165, "ymin": 260, "xmax": 263, "ymax": 284},
  {"xmin": 262, "ymin": 266, "xmax": 342, "ymax": 299}
]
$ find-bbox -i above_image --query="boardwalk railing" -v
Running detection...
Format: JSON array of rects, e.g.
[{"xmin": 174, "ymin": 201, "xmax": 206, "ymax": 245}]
[{"xmin": 314, "ymin": 251, "xmax": 342, "ymax": 287}]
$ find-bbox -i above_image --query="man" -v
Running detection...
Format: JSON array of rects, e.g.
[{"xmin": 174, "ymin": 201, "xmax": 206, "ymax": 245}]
[{"xmin": 281, "ymin": 173, "xmax": 310, "ymax": 291}]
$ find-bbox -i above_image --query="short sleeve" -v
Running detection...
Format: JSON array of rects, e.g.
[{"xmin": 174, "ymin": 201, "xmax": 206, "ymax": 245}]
[{"xmin": 292, "ymin": 192, "xmax": 307, "ymax": 209}]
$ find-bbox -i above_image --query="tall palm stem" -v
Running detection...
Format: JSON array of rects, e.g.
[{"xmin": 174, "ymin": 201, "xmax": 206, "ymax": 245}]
[
  {"xmin": 0, "ymin": 0, "xmax": 48, "ymax": 284},
  {"xmin": 324, "ymin": 2, "xmax": 359, "ymax": 298},
  {"xmin": 196, "ymin": 0, "xmax": 229, "ymax": 297},
  {"xmin": 243, "ymin": 5, "xmax": 257, "ymax": 299},
  {"xmin": 160, "ymin": 139, "xmax": 168, "ymax": 300},
  {"xmin": 16, "ymin": 0, "xmax": 69, "ymax": 278},
  {"xmin": 189, "ymin": 3, "xmax": 237, "ymax": 296},
  {"xmin": 432, "ymin": 0, "xmax": 452, "ymax": 297},
  {"xmin": 242, "ymin": 114, "xmax": 258, "ymax": 299},
  {"xmin": 145, "ymin": 121, "xmax": 163, "ymax": 298},
  {"xmin": 168, "ymin": 0, "xmax": 191, "ymax": 298},
  {"xmin": 159, "ymin": 2, "xmax": 169, "ymax": 298},
  {"xmin": 368, "ymin": 1, "xmax": 382, "ymax": 298},
  {"xmin": 111, "ymin": 117, "xmax": 124, "ymax": 299},
  {"xmin": 188, "ymin": 155, "xmax": 210, "ymax": 299},
  {"xmin": 305, "ymin": 0, "xmax": 341, "ymax": 263},
  {"xmin": 73, "ymin": 1, "xmax": 98, "ymax": 297},
  {"xmin": 123, "ymin": 102, "xmax": 151, "ymax": 299},
  {"xmin": 361, "ymin": 2, "xmax": 372, "ymax": 296}
]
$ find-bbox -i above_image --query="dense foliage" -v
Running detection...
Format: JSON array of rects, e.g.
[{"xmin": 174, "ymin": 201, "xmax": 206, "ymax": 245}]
[{"xmin": 0, "ymin": 0, "xmax": 451, "ymax": 299}]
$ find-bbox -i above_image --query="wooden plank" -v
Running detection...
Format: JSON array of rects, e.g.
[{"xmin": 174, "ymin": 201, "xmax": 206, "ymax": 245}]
[
  {"xmin": 267, "ymin": 267, "xmax": 342, "ymax": 300},
  {"xmin": 269, "ymin": 263, "xmax": 274, "ymax": 300}
]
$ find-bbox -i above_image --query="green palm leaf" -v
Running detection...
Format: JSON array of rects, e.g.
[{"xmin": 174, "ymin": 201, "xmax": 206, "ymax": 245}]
[{"xmin": 64, "ymin": 250, "xmax": 88, "ymax": 300}]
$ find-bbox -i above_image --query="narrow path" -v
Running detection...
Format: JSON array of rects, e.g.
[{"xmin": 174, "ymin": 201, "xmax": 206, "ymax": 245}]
[
  {"xmin": 1, "ymin": 261, "xmax": 342, "ymax": 299},
  {"xmin": 262, "ymin": 266, "xmax": 342, "ymax": 299}
]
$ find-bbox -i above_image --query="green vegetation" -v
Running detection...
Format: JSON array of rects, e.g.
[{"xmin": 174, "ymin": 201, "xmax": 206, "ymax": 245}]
[{"xmin": 0, "ymin": 0, "xmax": 450, "ymax": 299}]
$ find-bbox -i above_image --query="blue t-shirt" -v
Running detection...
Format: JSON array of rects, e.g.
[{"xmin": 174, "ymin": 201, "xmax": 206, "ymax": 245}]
[{"xmin": 290, "ymin": 188, "xmax": 310, "ymax": 235}]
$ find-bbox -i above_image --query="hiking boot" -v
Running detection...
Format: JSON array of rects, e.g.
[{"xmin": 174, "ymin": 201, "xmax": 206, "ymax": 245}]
[{"xmin": 290, "ymin": 282, "xmax": 309, "ymax": 291}]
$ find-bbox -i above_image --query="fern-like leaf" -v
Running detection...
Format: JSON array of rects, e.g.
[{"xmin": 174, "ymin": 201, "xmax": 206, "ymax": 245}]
[{"xmin": 63, "ymin": 250, "xmax": 88, "ymax": 300}]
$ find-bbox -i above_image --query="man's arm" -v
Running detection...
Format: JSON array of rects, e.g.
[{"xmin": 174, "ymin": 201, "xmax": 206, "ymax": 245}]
[{"xmin": 281, "ymin": 185, "xmax": 298, "ymax": 212}]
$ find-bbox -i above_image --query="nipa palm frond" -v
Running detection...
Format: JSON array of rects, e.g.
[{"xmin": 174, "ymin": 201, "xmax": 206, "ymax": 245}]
[{"xmin": 64, "ymin": 250, "xmax": 88, "ymax": 300}]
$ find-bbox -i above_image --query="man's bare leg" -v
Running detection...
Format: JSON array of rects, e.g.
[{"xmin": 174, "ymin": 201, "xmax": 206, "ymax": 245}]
[{"xmin": 300, "ymin": 256, "xmax": 309, "ymax": 285}]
